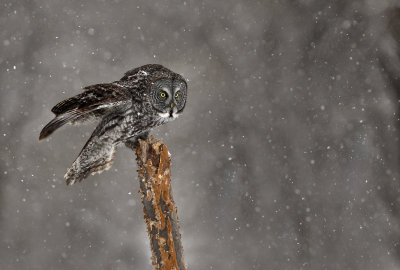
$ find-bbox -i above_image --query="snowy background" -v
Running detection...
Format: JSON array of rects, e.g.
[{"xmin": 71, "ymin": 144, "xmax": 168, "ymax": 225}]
[{"xmin": 1, "ymin": 0, "xmax": 400, "ymax": 269}]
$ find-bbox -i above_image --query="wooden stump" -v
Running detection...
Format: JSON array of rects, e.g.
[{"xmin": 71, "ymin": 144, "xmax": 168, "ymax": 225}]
[{"xmin": 135, "ymin": 137, "xmax": 186, "ymax": 270}]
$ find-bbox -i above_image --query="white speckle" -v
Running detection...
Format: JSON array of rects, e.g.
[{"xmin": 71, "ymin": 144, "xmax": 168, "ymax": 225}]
[
  {"xmin": 310, "ymin": 159, "xmax": 315, "ymax": 165},
  {"xmin": 88, "ymin": 28, "xmax": 95, "ymax": 35},
  {"xmin": 158, "ymin": 112, "xmax": 169, "ymax": 118}
]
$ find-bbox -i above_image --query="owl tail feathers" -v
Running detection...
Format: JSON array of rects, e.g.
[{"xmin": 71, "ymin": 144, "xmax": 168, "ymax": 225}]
[
  {"xmin": 64, "ymin": 142, "xmax": 117, "ymax": 185},
  {"xmin": 39, "ymin": 113, "xmax": 78, "ymax": 140}
]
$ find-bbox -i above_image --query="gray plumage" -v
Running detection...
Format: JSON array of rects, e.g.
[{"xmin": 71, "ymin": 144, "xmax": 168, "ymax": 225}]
[{"xmin": 39, "ymin": 64, "xmax": 188, "ymax": 185}]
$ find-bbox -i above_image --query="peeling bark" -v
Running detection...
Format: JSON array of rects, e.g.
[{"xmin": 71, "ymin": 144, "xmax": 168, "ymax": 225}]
[{"xmin": 135, "ymin": 137, "xmax": 186, "ymax": 270}]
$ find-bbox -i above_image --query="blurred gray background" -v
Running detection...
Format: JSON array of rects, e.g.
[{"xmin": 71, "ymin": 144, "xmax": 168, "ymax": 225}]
[{"xmin": 1, "ymin": 0, "xmax": 400, "ymax": 269}]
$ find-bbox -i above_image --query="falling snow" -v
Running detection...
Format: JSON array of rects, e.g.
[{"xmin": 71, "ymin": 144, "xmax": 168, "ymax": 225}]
[{"xmin": 1, "ymin": 1, "xmax": 400, "ymax": 270}]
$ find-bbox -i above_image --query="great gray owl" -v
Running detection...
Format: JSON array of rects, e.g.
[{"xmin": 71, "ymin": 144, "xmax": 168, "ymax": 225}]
[{"xmin": 39, "ymin": 64, "xmax": 187, "ymax": 185}]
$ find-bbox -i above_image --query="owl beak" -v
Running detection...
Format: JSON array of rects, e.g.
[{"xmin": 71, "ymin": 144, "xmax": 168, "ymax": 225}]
[{"xmin": 169, "ymin": 103, "xmax": 174, "ymax": 118}]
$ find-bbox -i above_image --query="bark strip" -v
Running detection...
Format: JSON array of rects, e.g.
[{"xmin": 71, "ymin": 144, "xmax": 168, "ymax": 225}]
[{"xmin": 135, "ymin": 137, "xmax": 186, "ymax": 270}]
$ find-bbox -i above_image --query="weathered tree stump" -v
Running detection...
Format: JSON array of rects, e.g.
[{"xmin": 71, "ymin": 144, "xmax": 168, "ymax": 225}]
[{"xmin": 135, "ymin": 137, "xmax": 186, "ymax": 270}]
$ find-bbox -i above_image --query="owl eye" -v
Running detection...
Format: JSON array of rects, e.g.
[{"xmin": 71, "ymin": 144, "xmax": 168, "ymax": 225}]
[
  {"xmin": 175, "ymin": 92, "xmax": 179, "ymax": 98},
  {"xmin": 160, "ymin": 92, "xmax": 167, "ymax": 98}
]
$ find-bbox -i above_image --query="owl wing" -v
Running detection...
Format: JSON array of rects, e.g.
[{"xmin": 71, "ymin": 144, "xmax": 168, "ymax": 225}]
[
  {"xmin": 50, "ymin": 83, "xmax": 128, "ymax": 115},
  {"xmin": 64, "ymin": 129, "xmax": 117, "ymax": 185},
  {"xmin": 39, "ymin": 83, "xmax": 131, "ymax": 140},
  {"xmin": 64, "ymin": 113, "xmax": 131, "ymax": 185}
]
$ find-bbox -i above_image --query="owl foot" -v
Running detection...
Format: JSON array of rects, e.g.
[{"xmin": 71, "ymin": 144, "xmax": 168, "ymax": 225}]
[{"xmin": 124, "ymin": 131, "xmax": 150, "ymax": 150}]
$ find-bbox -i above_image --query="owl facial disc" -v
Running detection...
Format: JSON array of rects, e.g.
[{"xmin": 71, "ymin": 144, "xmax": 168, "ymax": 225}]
[{"xmin": 150, "ymin": 77, "xmax": 187, "ymax": 119}]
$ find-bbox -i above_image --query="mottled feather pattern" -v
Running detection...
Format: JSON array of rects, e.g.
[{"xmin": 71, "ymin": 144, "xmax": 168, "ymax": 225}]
[
  {"xmin": 51, "ymin": 84, "xmax": 132, "ymax": 116},
  {"xmin": 39, "ymin": 64, "xmax": 187, "ymax": 184},
  {"xmin": 39, "ymin": 84, "xmax": 133, "ymax": 140}
]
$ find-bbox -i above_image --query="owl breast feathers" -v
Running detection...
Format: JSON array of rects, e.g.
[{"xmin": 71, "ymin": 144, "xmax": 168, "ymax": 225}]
[{"xmin": 39, "ymin": 64, "xmax": 188, "ymax": 185}]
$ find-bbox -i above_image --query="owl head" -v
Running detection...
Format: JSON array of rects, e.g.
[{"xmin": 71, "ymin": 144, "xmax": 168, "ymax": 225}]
[
  {"xmin": 121, "ymin": 64, "xmax": 188, "ymax": 119},
  {"xmin": 148, "ymin": 75, "xmax": 187, "ymax": 119}
]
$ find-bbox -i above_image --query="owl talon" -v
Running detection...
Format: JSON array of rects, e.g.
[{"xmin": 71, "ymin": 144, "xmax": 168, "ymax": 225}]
[{"xmin": 125, "ymin": 131, "xmax": 150, "ymax": 150}]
